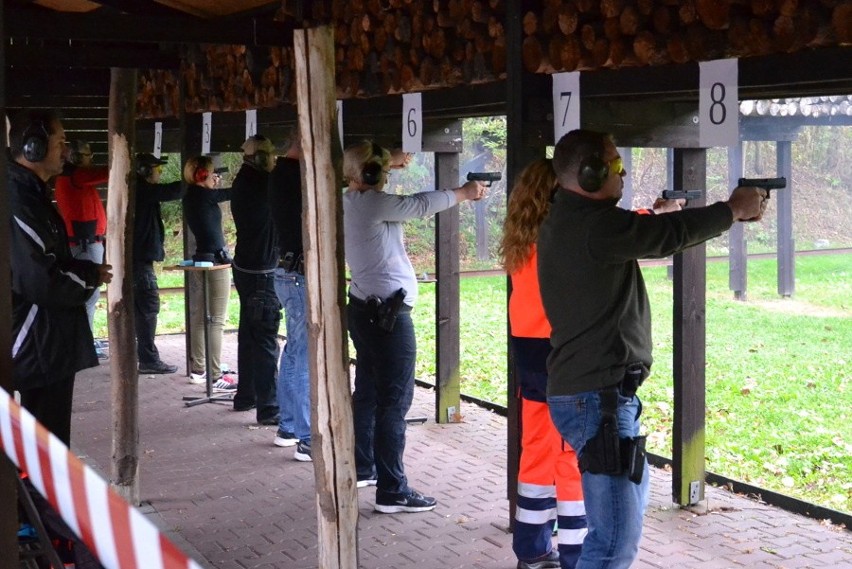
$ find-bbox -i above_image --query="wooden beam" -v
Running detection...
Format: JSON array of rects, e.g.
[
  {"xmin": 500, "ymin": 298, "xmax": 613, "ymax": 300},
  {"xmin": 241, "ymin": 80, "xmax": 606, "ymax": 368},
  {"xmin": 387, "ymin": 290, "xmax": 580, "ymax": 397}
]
[
  {"xmin": 776, "ymin": 141, "xmax": 794, "ymax": 298},
  {"xmin": 5, "ymin": 95, "xmax": 110, "ymax": 109},
  {"xmin": 435, "ymin": 149, "xmax": 462, "ymax": 425},
  {"xmin": 0, "ymin": 0, "xmax": 22, "ymax": 560},
  {"xmin": 294, "ymin": 24, "xmax": 358, "ymax": 569},
  {"xmin": 107, "ymin": 67, "xmax": 141, "ymax": 505},
  {"xmin": 671, "ymin": 148, "xmax": 708, "ymax": 507},
  {"xmin": 90, "ymin": 0, "xmax": 192, "ymax": 17},
  {"xmin": 4, "ymin": 6, "xmax": 294, "ymax": 46},
  {"xmin": 6, "ymin": 68, "xmax": 111, "ymax": 98},
  {"xmin": 728, "ymin": 143, "xmax": 747, "ymax": 300},
  {"xmin": 5, "ymin": 42, "xmax": 180, "ymax": 69},
  {"xmin": 583, "ymin": 100, "xmax": 701, "ymax": 148}
]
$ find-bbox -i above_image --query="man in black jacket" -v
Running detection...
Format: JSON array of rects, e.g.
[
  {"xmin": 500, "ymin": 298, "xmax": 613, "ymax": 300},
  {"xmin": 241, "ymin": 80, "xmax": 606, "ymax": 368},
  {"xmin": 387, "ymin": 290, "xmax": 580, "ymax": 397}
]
[
  {"xmin": 7, "ymin": 109, "xmax": 112, "ymax": 445},
  {"xmin": 538, "ymin": 129, "xmax": 767, "ymax": 568},
  {"xmin": 133, "ymin": 153, "xmax": 182, "ymax": 375},
  {"xmin": 230, "ymin": 135, "xmax": 280, "ymax": 425}
]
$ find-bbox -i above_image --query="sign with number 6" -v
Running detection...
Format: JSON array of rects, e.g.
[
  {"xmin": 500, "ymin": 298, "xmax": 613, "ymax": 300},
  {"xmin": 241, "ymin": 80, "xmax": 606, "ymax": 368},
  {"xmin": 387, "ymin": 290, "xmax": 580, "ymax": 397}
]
[
  {"xmin": 699, "ymin": 59, "xmax": 738, "ymax": 148},
  {"xmin": 552, "ymin": 71, "xmax": 581, "ymax": 144},
  {"xmin": 202, "ymin": 112, "xmax": 212, "ymax": 155},
  {"xmin": 402, "ymin": 93, "xmax": 422, "ymax": 153}
]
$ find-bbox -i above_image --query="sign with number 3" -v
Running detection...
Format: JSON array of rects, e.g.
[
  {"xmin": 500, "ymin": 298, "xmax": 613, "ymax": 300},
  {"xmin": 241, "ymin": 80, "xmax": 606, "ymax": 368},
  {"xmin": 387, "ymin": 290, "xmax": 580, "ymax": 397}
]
[{"xmin": 699, "ymin": 59, "xmax": 738, "ymax": 148}]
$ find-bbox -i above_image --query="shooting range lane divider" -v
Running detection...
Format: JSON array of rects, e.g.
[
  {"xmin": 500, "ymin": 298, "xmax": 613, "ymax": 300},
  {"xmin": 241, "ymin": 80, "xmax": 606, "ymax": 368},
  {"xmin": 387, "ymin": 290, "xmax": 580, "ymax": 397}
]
[{"xmin": 0, "ymin": 388, "xmax": 204, "ymax": 569}]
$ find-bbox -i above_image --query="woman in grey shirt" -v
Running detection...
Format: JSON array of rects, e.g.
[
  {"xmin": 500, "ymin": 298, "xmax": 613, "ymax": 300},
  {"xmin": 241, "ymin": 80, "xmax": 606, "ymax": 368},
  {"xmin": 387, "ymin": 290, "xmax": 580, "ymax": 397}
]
[{"xmin": 343, "ymin": 140, "xmax": 484, "ymax": 513}]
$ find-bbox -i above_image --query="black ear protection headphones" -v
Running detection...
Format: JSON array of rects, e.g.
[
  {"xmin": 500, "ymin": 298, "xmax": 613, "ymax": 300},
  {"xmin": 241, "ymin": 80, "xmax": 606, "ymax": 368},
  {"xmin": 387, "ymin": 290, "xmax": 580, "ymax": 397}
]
[
  {"xmin": 576, "ymin": 136, "xmax": 609, "ymax": 193},
  {"xmin": 361, "ymin": 142, "xmax": 384, "ymax": 186},
  {"xmin": 137, "ymin": 161, "xmax": 153, "ymax": 178},
  {"xmin": 194, "ymin": 166, "xmax": 210, "ymax": 184},
  {"xmin": 22, "ymin": 121, "xmax": 49, "ymax": 163},
  {"xmin": 254, "ymin": 150, "xmax": 271, "ymax": 171}
]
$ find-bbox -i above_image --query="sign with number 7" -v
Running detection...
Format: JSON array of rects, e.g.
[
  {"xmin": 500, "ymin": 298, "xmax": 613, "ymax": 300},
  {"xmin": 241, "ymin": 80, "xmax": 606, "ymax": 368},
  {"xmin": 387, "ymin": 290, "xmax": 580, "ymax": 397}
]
[
  {"xmin": 699, "ymin": 59, "xmax": 739, "ymax": 148},
  {"xmin": 552, "ymin": 72, "xmax": 581, "ymax": 144}
]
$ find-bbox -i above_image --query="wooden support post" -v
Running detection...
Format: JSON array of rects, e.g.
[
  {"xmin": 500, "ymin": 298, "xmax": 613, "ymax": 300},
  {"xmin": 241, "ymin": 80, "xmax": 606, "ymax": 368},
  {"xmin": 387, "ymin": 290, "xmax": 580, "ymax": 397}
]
[
  {"xmin": 107, "ymin": 67, "xmax": 141, "ymax": 505},
  {"xmin": 182, "ymin": 106, "xmax": 202, "ymax": 376},
  {"xmin": 728, "ymin": 143, "xmax": 747, "ymax": 300},
  {"xmin": 618, "ymin": 147, "xmax": 634, "ymax": 209},
  {"xmin": 671, "ymin": 148, "xmax": 707, "ymax": 507},
  {"xmin": 293, "ymin": 25, "xmax": 358, "ymax": 569},
  {"xmin": 776, "ymin": 141, "xmax": 794, "ymax": 298},
  {"xmin": 505, "ymin": 0, "xmax": 548, "ymax": 528},
  {"xmin": 435, "ymin": 151, "xmax": 462, "ymax": 424},
  {"xmin": 0, "ymin": 0, "xmax": 21, "ymax": 559}
]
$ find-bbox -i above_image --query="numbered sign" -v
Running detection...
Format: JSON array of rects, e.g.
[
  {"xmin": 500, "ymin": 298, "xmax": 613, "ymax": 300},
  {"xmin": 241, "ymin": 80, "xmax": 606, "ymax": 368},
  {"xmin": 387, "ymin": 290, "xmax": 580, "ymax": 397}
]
[
  {"xmin": 202, "ymin": 112, "xmax": 212, "ymax": 155},
  {"xmin": 552, "ymin": 72, "xmax": 581, "ymax": 144},
  {"xmin": 245, "ymin": 109, "xmax": 257, "ymax": 140},
  {"xmin": 153, "ymin": 122, "xmax": 163, "ymax": 158},
  {"xmin": 402, "ymin": 93, "xmax": 422, "ymax": 153},
  {"xmin": 699, "ymin": 59, "xmax": 738, "ymax": 148},
  {"xmin": 336, "ymin": 100, "xmax": 344, "ymax": 149}
]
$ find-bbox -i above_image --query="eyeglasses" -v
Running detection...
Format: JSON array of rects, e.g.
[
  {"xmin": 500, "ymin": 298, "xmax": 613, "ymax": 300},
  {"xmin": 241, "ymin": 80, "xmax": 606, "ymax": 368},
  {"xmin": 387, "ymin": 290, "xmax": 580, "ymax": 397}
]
[{"xmin": 607, "ymin": 156, "xmax": 624, "ymax": 176}]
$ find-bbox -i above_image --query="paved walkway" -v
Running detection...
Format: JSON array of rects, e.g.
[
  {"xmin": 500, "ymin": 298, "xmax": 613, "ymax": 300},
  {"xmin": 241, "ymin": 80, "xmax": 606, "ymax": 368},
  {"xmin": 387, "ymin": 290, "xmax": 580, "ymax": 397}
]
[{"xmin": 70, "ymin": 333, "xmax": 851, "ymax": 569}]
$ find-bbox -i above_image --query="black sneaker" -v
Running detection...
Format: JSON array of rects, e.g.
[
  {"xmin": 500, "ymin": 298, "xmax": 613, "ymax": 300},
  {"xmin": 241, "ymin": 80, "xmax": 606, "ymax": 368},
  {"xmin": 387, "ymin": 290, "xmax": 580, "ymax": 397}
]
[
  {"xmin": 374, "ymin": 489, "xmax": 436, "ymax": 514},
  {"xmin": 138, "ymin": 360, "xmax": 178, "ymax": 374},
  {"xmin": 517, "ymin": 549, "xmax": 560, "ymax": 569},
  {"xmin": 294, "ymin": 441, "xmax": 312, "ymax": 462}
]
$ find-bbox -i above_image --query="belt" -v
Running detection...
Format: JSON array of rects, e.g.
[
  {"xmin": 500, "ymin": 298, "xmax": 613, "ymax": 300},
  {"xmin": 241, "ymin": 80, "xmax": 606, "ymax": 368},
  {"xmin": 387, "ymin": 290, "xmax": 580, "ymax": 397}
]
[
  {"xmin": 69, "ymin": 235, "xmax": 105, "ymax": 245},
  {"xmin": 347, "ymin": 293, "xmax": 412, "ymax": 313}
]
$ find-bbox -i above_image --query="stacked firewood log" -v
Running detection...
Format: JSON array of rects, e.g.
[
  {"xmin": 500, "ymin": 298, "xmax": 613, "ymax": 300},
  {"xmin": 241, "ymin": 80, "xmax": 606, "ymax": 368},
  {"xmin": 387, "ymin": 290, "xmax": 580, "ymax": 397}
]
[
  {"xmin": 740, "ymin": 95, "xmax": 852, "ymax": 118},
  {"xmin": 136, "ymin": 0, "xmax": 850, "ymax": 119}
]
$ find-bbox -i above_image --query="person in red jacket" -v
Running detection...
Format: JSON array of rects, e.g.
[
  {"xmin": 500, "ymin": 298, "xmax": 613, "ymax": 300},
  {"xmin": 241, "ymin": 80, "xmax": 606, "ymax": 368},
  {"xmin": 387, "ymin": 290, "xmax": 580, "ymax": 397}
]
[
  {"xmin": 54, "ymin": 140, "xmax": 109, "ymax": 359},
  {"xmin": 501, "ymin": 159, "xmax": 587, "ymax": 569}
]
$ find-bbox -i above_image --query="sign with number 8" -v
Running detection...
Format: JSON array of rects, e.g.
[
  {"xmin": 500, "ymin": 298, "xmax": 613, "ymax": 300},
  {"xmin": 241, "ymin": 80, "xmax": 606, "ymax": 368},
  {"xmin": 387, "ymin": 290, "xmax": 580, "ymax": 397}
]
[{"xmin": 699, "ymin": 59, "xmax": 738, "ymax": 148}]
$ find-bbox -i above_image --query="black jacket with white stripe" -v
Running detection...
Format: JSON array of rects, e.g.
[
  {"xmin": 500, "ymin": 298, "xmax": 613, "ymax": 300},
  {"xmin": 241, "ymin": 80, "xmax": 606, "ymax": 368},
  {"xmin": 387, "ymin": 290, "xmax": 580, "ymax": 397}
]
[{"xmin": 8, "ymin": 160, "xmax": 100, "ymax": 390}]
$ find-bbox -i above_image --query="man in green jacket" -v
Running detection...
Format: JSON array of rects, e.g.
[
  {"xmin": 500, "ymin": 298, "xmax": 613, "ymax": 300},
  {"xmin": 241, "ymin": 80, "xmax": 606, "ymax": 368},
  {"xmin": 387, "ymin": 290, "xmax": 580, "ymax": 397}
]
[{"xmin": 538, "ymin": 129, "xmax": 766, "ymax": 569}]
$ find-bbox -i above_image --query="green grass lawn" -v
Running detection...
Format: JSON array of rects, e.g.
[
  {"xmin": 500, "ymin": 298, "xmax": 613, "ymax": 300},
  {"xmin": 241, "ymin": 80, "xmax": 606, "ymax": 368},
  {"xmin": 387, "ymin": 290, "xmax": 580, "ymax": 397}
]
[{"xmin": 93, "ymin": 253, "xmax": 851, "ymax": 514}]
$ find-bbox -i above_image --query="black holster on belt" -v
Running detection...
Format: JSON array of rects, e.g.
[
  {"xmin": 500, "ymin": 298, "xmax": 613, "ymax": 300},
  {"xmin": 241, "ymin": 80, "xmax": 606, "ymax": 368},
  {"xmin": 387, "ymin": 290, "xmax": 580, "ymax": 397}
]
[
  {"xmin": 578, "ymin": 365, "xmax": 647, "ymax": 485},
  {"xmin": 279, "ymin": 251, "xmax": 304, "ymax": 275},
  {"xmin": 366, "ymin": 288, "xmax": 407, "ymax": 332}
]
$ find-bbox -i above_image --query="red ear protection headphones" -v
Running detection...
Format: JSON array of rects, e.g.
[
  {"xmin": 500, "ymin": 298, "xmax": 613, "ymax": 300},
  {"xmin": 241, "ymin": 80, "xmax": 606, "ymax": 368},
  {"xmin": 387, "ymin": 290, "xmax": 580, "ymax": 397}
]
[{"xmin": 194, "ymin": 167, "xmax": 210, "ymax": 184}]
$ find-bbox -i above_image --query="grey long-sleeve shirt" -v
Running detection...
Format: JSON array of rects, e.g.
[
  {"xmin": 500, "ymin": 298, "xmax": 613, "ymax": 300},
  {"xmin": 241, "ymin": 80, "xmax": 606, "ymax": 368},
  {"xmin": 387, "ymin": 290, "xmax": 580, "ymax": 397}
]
[
  {"xmin": 538, "ymin": 190, "xmax": 733, "ymax": 396},
  {"xmin": 343, "ymin": 188, "xmax": 457, "ymax": 306}
]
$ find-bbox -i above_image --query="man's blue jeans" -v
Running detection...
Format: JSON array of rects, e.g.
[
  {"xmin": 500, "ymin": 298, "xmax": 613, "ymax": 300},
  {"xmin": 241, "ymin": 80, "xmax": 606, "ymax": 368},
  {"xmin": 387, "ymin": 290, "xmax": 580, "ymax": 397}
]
[
  {"xmin": 348, "ymin": 298, "xmax": 415, "ymax": 494},
  {"xmin": 548, "ymin": 390, "xmax": 650, "ymax": 569},
  {"xmin": 274, "ymin": 269, "xmax": 311, "ymax": 444}
]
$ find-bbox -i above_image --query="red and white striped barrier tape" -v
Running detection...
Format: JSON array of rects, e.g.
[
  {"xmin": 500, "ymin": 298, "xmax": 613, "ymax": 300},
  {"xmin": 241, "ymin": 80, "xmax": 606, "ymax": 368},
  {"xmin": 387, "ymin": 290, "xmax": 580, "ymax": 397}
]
[{"xmin": 0, "ymin": 388, "xmax": 204, "ymax": 569}]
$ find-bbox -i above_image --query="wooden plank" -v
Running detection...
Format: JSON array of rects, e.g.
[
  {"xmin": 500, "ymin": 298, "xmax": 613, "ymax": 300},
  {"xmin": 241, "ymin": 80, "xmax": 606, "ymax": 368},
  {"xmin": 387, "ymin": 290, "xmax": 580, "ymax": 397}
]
[
  {"xmin": 107, "ymin": 67, "xmax": 141, "ymax": 505},
  {"xmin": 0, "ymin": 0, "xmax": 21, "ymax": 560},
  {"xmin": 776, "ymin": 141, "xmax": 794, "ymax": 298},
  {"xmin": 294, "ymin": 25, "xmax": 358, "ymax": 569},
  {"xmin": 727, "ymin": 143, "xmax": 747, "ymax": 300},
  {"xmin": 435, "ymin": 149, "xmax": 462, "ymax": 424},
  {"xmin": 671, "ymin": 148, "xmax": 707, "ymax": 506}
]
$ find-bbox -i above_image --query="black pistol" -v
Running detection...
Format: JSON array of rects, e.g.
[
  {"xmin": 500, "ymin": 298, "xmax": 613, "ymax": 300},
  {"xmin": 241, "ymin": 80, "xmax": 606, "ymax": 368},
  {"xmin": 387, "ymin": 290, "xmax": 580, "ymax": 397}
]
[
  {"xmin": 738, "ymin": 177, "xmax": 787, "ymax": 199},
  {"xmin": 661, "ymin": 190, "xmax": 702, "ymax": 201},
  {"xmin": 466, "ymin": 172, "xmax": 502, "ymax": 187}
]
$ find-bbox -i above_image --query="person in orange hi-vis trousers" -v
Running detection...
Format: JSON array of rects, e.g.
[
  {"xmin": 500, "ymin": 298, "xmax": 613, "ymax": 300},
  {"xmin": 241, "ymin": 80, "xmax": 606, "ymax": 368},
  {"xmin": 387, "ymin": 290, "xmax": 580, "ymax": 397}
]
[{"xmin": 501, "ymin": 159, "xmax": 587, "ymax": 569}]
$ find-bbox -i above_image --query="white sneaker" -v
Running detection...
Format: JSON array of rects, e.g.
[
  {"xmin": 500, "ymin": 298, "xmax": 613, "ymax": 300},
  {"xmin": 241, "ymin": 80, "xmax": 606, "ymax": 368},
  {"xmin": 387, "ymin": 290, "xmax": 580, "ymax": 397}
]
[
  {"xmin": 189, "ymin": 371, "xmax": 206, "ymax": 385},
  {"xmin": 212, "ymin": 374, "xmax": 238, "ymax": 393}
]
